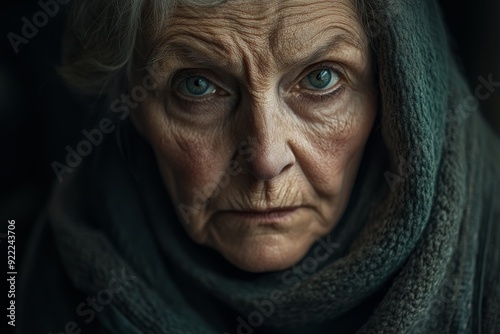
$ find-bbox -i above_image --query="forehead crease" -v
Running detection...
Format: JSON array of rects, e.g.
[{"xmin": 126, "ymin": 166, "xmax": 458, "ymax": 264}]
[
  {"xmin": 160, "ymin": 13, "xmax": 277, "ymax": 83},
  {"xmin": 154, "ymin": 0, "xmax": 364, "ymax": 83},
  {"xmin": 240, "ymin": 47, "xmax": 276, "ymax": 93},
  {"xmin": 162, "ymin": 11, "xmax": 274, "ymax": 66},
  {"xmin": 267, "ymin": 0, "xmax": 354, "ymax": 37},
  {"xmin": 162, "ymin": 34, "xmax": 233, "ymax": 66},
  {"xmin": 269, "ymin": 9, "xmax": 364, "ymax": 63},
  {"xmin": 271, "ymin": 30, "xmax": 365, "ymax": 69},
  {"xmin": 170, "ymin": 3, "xmax": 276, "ymax": 40}
]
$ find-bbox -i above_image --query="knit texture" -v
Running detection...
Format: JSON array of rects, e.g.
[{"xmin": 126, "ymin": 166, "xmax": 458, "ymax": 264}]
[{"xmin": 18, "ymin": 0, "xmax": 500, "ymax": 333}]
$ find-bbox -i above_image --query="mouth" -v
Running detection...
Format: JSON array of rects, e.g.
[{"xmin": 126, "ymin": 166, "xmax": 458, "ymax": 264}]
[{"xmin": 221, "ymin": 207, "xmax": 300, "ymax": 223}]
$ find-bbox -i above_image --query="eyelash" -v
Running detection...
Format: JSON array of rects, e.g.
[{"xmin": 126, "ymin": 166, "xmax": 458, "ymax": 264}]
[
  {"xmin": 169, "ymin": 70, "xmax": 236, "ymax": 115},
  {"xmin": 171, "ymin": 64, "xmax": 346, "ymax": 105},
  {"xmin": 294, "ymin": 64, "xmax": 345, "ymax": 102},
  {"xmin": 298, "ymin": 85, "xmax": 345, "ymax": 104},
  {"xmin": 172, "ymin": 71, "xmax": 222, "ymax": 100}
]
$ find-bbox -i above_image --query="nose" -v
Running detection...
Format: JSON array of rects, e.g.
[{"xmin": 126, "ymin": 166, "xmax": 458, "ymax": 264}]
[{"xmin": 237, "ymin": 99, "xmax": 296, "ymax": 181}]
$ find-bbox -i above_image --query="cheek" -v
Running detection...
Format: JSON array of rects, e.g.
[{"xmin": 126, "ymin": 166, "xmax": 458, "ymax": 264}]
[
  {"xmin": 155, "ymin": 142, "xmax": 212, "ymax": 205},
  {"xmin": 135, "ymin": 102, "xmax": 231, "ymax": 206},
  {"xmin": 298, "ymin": 90, "xmax": 377, "ymax": 195}
]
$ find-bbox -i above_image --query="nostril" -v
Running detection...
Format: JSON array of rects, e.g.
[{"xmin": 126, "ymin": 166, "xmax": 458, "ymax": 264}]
[{"xmin": 245, "ymin": 145, "xmax": 295, "ymax": 181}]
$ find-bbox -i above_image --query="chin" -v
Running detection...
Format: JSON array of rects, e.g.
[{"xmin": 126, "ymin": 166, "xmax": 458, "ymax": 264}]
[{"xmin": 213, "ymin": 234, "xmax": 314, "ymax": 273}]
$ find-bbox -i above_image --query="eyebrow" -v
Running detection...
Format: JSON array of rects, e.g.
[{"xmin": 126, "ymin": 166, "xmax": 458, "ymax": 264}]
[
  {"xmin": 149, "ymin": 29, "xmax": 239, "ymax": 70},
  {"xmin": 280, "ymin": 33, "xmax": 365, "ymax": 69},
  {"xmin": 154, "ymin": 40, "xmax": 230, "ymax": 69},
  {"xmin": 153, "ymin": 32, "xmax": 365, "ymax": 71}
]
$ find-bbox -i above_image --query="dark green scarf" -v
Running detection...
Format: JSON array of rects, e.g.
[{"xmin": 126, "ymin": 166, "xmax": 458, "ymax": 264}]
[{"xmin": 19, "ymin": 0, "xmax": 500, "ymax": 333}]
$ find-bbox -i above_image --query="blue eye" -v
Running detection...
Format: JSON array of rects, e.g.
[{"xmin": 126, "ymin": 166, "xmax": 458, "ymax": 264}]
[
  {"xmin": 302, "ymin": 69, "xmax": 340, "ymax": 90},
  {"xmin": 180, "ymin": 76, "xmax": 217, "ymax": 96}
]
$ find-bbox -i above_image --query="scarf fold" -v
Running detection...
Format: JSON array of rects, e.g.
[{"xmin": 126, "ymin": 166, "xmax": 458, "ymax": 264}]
[{"xmin": 47, "ymin": 0, "xmax": 500, "ymax": 333}]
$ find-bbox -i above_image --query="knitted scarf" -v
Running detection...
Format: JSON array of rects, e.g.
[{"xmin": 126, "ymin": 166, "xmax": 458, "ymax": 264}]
[{"xmin": 31, "ymin": 0, "xmax": 500, "ymax": 333}]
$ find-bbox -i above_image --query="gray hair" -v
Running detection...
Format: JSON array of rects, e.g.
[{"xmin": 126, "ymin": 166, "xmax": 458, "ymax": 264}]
[{"xmin": 59, "ymin": 0, "xmax": 370, "ymax": 99}]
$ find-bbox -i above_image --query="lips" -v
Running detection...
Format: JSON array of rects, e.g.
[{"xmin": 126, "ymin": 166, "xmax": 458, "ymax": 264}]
[{"xmin": 222, "ymin": 207, "xmax": 300, "ymax": 223}]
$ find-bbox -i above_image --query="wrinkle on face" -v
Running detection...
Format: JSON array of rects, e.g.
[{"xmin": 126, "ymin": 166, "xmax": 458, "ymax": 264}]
[
  {"xmin": 132, "ymin": 0, "xmax": 377, "ymax": 272},
  {"xmin": 151, "ymin": 0, "xmax": 368, "ymax": 88}
]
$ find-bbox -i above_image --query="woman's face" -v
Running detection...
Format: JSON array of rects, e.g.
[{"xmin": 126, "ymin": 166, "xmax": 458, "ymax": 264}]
[{"xmin": 133, "ymin": 0, "xmax": 376, "ymax": 272}]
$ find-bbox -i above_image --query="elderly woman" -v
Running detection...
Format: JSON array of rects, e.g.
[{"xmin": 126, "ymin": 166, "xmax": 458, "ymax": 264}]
[{"xmin": 18, "ymin": 0, "xmax": 499, "ymax": 333}]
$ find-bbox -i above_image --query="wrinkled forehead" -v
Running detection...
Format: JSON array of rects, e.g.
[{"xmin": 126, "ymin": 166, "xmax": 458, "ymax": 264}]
[{"xmin": 144, "ymin": 0, "xmax": 367, "ymax": 71}]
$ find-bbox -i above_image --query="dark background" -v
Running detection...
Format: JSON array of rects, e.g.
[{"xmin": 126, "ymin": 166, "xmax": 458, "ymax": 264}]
[{"xmin": 0, "ymin": 0, "xmax": 499, "ymax": 333}]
